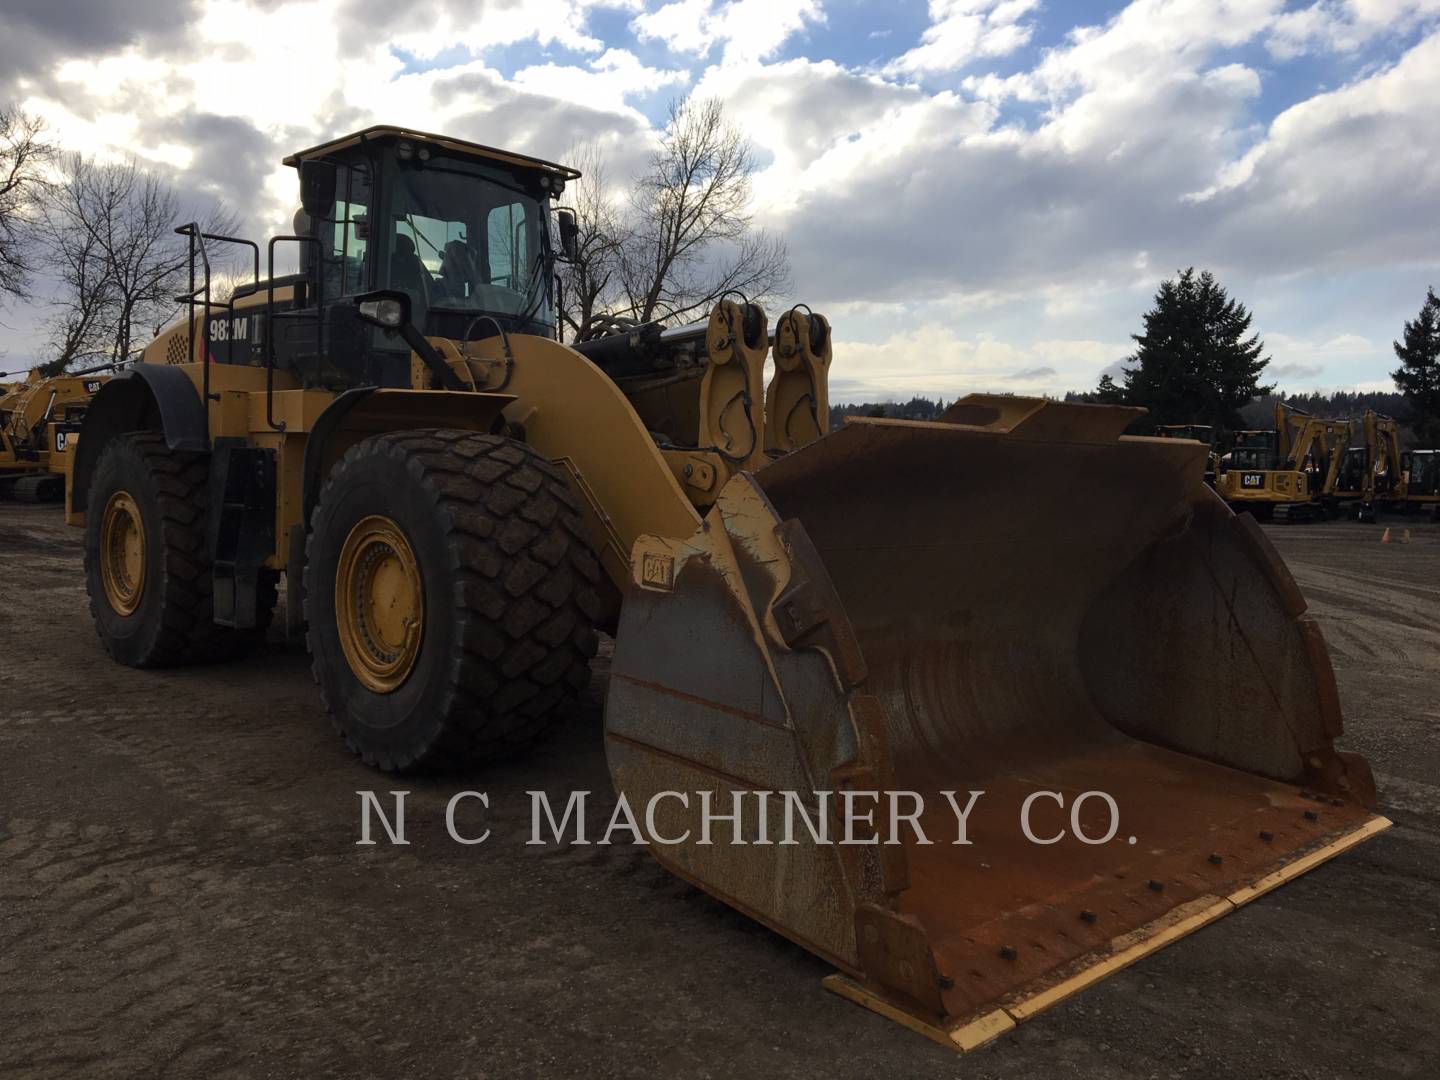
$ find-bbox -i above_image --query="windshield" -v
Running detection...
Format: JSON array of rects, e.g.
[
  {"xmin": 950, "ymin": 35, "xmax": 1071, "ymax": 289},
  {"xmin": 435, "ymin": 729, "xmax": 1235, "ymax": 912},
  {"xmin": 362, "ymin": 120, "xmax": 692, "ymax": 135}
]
[{"xmin": 380, "ymin": 156, "xmax": 551, "ymax": 329}]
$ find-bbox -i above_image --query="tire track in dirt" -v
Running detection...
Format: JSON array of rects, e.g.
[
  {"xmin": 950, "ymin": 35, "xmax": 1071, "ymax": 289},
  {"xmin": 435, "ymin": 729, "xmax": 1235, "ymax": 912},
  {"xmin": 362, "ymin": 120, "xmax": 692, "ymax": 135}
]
[
  {"xmin": 1284, "ymin": 556, "xmax": 1440, "ymax": 672},
  {"xmin": 0, "ymin": 807, "xmax": 417, "ymax": 1079},
  {"xmin": 0, "ymin": 817, "xmax": 231, "ymax": 1079}
]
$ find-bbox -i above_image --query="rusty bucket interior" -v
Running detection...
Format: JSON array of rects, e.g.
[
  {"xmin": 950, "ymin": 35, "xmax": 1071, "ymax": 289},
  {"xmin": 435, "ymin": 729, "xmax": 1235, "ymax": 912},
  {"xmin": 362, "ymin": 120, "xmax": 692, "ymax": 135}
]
[{"xmin": 606, "ymin": 395, "xmax": 1387, "ymax": 1051}]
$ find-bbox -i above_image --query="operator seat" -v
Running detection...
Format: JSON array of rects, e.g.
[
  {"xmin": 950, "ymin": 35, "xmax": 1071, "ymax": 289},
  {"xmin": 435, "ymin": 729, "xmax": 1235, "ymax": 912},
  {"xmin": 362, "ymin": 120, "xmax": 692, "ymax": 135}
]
[{"xmin": 390, "ymin": 233, "xmax": 432, "ymax": 308}]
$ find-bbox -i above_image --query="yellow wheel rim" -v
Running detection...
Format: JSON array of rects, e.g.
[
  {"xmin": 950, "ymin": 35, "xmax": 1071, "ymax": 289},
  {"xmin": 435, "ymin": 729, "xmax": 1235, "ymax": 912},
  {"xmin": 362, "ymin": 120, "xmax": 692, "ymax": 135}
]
[
  {"xmin": 100, "ymin": 491, "xmax": 146, "ymax": 616},
  {"xmin": 336, "ymin": 515, "xmax": 424, "ymax": 694}
]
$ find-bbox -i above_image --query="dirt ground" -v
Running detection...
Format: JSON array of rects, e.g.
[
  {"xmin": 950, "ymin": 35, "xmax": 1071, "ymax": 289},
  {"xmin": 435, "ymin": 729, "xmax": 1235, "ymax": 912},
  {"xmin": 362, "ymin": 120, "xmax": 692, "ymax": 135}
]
[{"xmin": 1, "ymin": 503, "xmax": 1437, "ymax": 1079}]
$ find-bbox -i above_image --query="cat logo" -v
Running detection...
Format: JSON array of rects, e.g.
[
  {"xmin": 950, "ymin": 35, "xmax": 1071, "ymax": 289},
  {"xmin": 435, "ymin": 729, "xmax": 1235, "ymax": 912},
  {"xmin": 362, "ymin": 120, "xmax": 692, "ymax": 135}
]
[
  {"xmin": 83, "ymin": 380, "xmax": 103, "ymax": 394},
  {"xmin": 1240, "ymin": 473, "xmax": 1265, "ymax": 489},
  {"xmin": 54, "ymin": 429, "xmax": 70, "ymax": 453},
  {"xmin": 641, "ymin": 551, "xmax": 675, "ymax": 591}
]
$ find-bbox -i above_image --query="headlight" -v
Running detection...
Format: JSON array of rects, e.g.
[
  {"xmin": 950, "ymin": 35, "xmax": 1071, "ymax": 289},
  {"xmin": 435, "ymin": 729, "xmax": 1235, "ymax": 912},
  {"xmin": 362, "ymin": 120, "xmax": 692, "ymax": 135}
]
[{"xmin": 358, "ymin": 298, "xmax": 404, "ymax": 327}]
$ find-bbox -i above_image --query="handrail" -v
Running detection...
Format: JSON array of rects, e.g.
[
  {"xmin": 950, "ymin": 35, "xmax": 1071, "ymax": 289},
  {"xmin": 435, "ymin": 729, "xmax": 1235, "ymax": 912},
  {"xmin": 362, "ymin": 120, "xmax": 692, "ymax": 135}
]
[
  {"xmin": 264, "ymin": 235, "xmax": 324, "ymax": 432},
  {"xmin": 173, "ymin": 224, "xmax": 263, "ymax": 440}
]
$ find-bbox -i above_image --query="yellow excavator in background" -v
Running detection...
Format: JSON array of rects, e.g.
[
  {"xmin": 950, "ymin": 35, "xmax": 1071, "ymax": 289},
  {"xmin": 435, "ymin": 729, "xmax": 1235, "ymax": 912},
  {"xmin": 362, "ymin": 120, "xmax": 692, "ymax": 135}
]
[
  {"xmin": 1353, "ymin": 411, "xmax": 1440, "ymax": 522},
  {"xmin": 1328, "ymin": 411, "xmax": 1403, "ymax": 522},
  {"xmin": 1400, "ymin": 448, "xmax": 1440, "ymax": 520},
  {"xmin": 1215, "ymin": 402, "xmax": 1349, "ymax": 522},
  {"xmin": 1326, "ymin": 411, "xmax": 1440, "ymax": 523},
  {"xmin": 63, "ymin": 126, "xmax": 1386, "ymax": 1053},
  {"xmin": 0, "ymin": 365, "xmax": 113, "ymax": 501}
]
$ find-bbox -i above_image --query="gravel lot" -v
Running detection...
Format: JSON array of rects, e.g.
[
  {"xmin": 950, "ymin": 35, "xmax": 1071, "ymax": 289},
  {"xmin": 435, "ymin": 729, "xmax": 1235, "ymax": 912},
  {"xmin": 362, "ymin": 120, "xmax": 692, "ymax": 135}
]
[{"xmin": 1, "ymin": 502, "xmax": 1436, "ymax": 1079}]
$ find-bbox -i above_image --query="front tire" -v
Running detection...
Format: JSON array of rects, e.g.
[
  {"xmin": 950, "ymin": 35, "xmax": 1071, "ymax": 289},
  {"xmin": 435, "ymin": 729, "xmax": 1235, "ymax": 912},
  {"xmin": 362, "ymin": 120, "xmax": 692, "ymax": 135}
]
[{"xmin": 304, "ymin": 429, "xmax": 601, "ymax": 772}]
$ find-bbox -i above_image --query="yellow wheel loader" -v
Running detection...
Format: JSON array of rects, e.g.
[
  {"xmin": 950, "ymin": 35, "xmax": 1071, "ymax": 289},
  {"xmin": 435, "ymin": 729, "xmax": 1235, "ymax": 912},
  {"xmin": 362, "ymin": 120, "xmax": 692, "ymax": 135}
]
[
  {"xmin": 66, "ymin": 126, "xmax": 1386, "ymax": 1052},
  {"xmin": 0, "ymin": 365, "xmax": 112, "ymax": 501}
]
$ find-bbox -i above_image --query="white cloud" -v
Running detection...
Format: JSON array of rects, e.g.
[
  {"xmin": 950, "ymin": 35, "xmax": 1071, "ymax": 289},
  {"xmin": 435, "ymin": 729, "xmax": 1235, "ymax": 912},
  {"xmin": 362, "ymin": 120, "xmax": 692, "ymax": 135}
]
[
  {"xmin": 829, "ymin": 323, "xmax": 1126, "ymax": 401},
  {"xmin": 632, "ymin": 0, "xmax": 822, "ymax": 64},
  {"xmin": 18, "ymin": 1, "xmax": 683, "ymax": 236},
  {"xmin": 1267, "ymin": 0, "xmax": 1440, "ymax": 59},
  {"xmin": 887, "ymin": 0, "xmax": 1039, "ymax": 76},
  {"xmin": 1192, "ymin": 32, "xmax": 1440, "ymax": 272},
  {"xmin": 510, "ymin": 49, "xmax": 690, "ymax": 113}
]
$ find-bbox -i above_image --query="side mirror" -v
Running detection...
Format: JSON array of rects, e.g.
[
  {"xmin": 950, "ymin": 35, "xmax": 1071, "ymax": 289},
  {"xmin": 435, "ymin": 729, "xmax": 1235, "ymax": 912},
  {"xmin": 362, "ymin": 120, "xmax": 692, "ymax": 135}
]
[
  {"xmin": 299, "ymin": 159, "xmax": 337, "ymax": 218},
  {"xmin": 354, "ymin": 289, "xmax": 468, "ymax": 392},
  {"xmin": 556, "ymin": 208, "xmax": 579, "ymax": 260},
  {"xmin": 354, "ymin": 289, "xmax": 411, "ymax": 329}
]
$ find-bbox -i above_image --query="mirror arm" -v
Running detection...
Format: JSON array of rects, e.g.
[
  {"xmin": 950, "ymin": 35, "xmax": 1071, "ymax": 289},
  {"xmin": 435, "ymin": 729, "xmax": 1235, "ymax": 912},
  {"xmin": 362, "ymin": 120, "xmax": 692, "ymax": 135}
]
[{"xmin": 396, "ymin": 323, "xmax": 467, "ymax": 391}]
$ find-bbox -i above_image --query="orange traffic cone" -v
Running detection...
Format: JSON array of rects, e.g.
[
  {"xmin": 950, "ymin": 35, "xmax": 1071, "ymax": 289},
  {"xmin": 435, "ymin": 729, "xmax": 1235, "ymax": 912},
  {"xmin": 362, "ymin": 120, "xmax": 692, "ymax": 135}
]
[
  {"xmin": 1381, "ymin": 527, "xmax": 1391, "ymax": 543},
  {"xmin": 1403, "ymin": 529, "xmax": 1412, "ymax": 544}
]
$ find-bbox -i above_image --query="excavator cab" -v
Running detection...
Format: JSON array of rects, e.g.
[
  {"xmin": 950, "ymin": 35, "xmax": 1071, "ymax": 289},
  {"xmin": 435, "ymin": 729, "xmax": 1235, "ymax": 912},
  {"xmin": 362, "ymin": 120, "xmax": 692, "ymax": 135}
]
[{"xmin": 1408, "ymin": 450, "xmax": 1440, "ymax": 496}]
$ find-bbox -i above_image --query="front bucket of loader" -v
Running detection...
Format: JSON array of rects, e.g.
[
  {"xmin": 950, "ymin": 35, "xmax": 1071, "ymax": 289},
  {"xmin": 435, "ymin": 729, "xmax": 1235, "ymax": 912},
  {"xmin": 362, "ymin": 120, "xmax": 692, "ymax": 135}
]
[{"xmin": 605, "ymin": 395, "xmax": 1387, "ymax": 1050}]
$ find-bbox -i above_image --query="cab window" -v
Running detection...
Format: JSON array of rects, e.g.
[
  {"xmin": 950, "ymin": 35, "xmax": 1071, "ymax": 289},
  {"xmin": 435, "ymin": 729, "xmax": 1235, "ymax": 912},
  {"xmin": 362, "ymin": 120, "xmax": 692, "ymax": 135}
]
[
  {"xmin": 487, "ymin": 202, "xmax": 528, "ymax": 290},
  {"xmin": 327, "ymin": 164, "xmax": 372, "ymax": 297}
]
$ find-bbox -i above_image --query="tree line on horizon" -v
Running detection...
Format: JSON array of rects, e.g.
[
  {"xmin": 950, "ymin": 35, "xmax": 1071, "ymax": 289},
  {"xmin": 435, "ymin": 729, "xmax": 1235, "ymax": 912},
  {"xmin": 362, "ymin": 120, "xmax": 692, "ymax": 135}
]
[
  {"xmin": 1077, "ymin": 268, "xmax": 1440, "ymax": 448},
  {"xmin": 834, "ymin": 273, "xmax": 1440, "ymax": 450},
  {"xmin": 832, "ymin": 388, "xmax": 1413, "ymax": 428}
]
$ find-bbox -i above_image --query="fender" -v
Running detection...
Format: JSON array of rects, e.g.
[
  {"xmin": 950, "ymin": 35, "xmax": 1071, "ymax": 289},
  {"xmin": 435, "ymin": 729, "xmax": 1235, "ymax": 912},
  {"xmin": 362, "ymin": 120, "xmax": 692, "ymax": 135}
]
[{"xmin": 70, "ymin": 364, "xmax": 207, "ymax": 518}]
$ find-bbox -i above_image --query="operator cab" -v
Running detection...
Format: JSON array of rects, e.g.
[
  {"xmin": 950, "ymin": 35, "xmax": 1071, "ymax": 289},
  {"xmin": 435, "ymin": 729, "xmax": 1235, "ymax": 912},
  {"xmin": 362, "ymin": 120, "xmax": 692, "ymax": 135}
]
[
  {"xmin": 1222, "ymin": 430, "xmax": 1278, "ymax": 472},
  {"xmin": 1406, "ymin": 449, "xmax": 1440, "ymax": 496},
  {"xmin": 200, "ymin": 127, "xmax": 580, "ymax": 390}
]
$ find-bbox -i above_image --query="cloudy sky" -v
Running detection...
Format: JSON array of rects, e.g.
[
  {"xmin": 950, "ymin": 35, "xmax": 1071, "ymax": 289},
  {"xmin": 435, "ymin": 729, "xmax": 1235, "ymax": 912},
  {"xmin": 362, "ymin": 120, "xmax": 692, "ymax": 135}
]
[{"xmin": 4, "ymin": 0, "xmax": 1439, "ymax": 401}]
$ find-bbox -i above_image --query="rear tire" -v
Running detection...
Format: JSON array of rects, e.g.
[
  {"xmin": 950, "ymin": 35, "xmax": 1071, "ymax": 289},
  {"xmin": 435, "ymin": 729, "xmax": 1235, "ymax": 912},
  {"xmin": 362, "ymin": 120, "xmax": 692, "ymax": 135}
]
[
  {"xmin": 85, "ymin": 432, "xmax": 268, "ymax": 666},
  {"xmin": 304, "ymin": 429, "xmax": 601, "ymax": 772}
]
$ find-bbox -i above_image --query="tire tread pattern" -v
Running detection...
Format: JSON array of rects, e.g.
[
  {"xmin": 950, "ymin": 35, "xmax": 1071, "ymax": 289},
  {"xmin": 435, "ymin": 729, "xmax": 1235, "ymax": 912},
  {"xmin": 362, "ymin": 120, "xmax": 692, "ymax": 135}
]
[
  {"xmin": 305, "ymin": 429, "xmax": 601, "ymax": 771},
  {"xmin": 85, "ymin": 432, "xmax": 271, "ymax": 666}
]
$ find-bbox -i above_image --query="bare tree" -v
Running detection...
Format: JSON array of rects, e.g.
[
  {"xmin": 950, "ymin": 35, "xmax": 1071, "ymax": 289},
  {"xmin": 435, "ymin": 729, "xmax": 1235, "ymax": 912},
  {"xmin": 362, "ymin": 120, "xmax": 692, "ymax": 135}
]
[
  {"xmin": 41, "ymin": 154, "xmax": 239, "ymax": 368},
  {"xmin": 38, "ymin": 157, "xmax": 115, "ymax": 373},
  {"xmin": 557, "ymin": 141, "xmax": 627, "ymax": 342},
  {"xmin": 620, "ymin": 98, "xmax": 789, "ymax": 326},
  {"xmin": 0, "ymin": 107, "xmax": 54, "ymax": 304},
  {"xmin": 559, "ymin": 98, "xmax": 790, "ymax": 340}
]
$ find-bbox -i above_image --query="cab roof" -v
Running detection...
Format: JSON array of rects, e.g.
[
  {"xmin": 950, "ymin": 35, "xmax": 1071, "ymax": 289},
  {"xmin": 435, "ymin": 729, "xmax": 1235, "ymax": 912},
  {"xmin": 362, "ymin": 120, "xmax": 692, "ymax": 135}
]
[{"xmin": 282, "ymin": 125, "xmax": 581, "ymax": 181}]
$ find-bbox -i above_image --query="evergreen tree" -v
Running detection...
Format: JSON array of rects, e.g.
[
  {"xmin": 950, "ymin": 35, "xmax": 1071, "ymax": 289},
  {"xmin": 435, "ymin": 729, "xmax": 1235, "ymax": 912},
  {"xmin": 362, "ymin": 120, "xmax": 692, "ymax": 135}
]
[
  {"xmin": 1096, "ymin": 268, "xmax": 1273, "ymax": 428},
  {"xmin": 1391, "ymin": 287, "xmax": 1440, "ymax": 447},
  {"xmin": 1091, "ymin": 373, "xmax": 1125, "ymax": 404}
]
